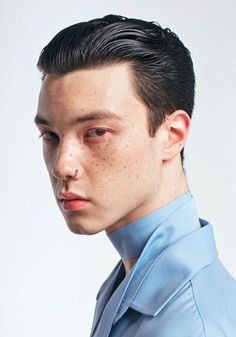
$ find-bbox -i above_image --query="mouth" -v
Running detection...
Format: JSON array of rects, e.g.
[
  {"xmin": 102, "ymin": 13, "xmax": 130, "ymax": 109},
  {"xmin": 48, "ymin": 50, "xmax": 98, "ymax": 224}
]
[
  {"xmin": 58, "ymin": 191, "xmax": 89, "ymax": 211},
  {"xmin": 61, "ymin": 199, "xmax": 89, "ymax": 211}
]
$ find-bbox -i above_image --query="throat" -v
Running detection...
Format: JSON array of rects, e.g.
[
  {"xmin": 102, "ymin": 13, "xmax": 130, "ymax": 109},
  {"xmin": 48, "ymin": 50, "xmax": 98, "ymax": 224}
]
[{"xmin": 123, "ymin": 257, "xmax": 139, "ymax": 275}]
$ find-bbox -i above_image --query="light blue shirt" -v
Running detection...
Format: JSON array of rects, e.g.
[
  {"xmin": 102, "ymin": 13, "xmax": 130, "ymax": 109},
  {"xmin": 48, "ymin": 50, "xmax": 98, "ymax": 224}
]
[{"xmin": 90, "ymin": 193, "xmax": 236, "ymax": 337}]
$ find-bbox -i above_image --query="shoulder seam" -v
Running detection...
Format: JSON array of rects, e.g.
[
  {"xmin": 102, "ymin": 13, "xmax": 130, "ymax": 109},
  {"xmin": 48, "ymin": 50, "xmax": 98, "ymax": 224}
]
[{"xmin": 190, "ymin": 280, "xmax": 207, "ymax": 337}]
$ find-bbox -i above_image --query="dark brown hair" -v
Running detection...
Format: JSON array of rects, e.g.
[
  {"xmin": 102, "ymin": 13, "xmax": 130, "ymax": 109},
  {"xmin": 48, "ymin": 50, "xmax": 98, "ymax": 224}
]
[{"xmin": 37, "ymin": 14, "xmax": 195, "ymax": 164}]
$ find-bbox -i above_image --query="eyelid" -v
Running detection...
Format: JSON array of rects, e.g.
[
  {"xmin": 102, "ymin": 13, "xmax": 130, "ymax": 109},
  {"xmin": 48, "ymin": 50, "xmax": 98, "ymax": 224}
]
[
  {"xmin": 38, "ymin": 131, "xmax": 59, "ymax": 141},
  {"xmin": 86, "ymin": 128, "xmax": 108, "ymax": 137}
]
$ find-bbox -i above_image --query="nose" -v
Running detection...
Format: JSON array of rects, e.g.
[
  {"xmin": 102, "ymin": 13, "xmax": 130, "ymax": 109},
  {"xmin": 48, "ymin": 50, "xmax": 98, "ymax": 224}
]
[{"xmin": 51, "ymin": 141, "xmax": 82, "ymax": 181}]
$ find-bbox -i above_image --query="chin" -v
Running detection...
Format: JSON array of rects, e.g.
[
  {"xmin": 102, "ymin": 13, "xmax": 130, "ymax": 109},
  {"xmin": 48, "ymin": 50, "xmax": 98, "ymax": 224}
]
[{"xmin": 64, "ymin": 218, "xmax": 104, "ymax": 236}]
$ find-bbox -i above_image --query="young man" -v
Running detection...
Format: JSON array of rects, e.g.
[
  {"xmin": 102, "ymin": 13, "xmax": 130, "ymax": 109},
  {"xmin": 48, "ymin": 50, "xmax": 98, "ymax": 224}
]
[{"xmin": 35, "ymin": 15, "xmax": 236, "ymax": 337}]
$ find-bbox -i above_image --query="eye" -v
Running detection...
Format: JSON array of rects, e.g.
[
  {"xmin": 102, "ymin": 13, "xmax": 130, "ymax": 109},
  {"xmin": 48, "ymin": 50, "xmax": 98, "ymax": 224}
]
[
  {"xmin": 39, "ymin": 131, "xmax": 59, "ymax": 142},
  {"xmin": 86, "ymin": 128, "xmax": 107, "ymax": 138}
]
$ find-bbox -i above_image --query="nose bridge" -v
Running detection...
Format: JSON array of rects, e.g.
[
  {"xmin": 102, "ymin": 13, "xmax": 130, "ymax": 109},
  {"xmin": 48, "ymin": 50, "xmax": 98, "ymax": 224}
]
[{"xmin": 53, "ymin": 137, "xmax": 81, "ymax": 178}]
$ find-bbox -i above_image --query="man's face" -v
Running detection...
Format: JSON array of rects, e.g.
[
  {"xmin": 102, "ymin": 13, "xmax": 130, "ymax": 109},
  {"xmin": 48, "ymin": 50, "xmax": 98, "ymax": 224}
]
[{"xmin": 36, "ymin": 63, "xmax": 168, "ymax": 235}]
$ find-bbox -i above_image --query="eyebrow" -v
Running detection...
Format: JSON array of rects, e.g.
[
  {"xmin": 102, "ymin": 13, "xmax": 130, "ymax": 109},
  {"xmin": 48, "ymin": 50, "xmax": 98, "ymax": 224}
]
[{"xmin": 34, "ymin": 110, "xmax": 122, "ymax": 126}]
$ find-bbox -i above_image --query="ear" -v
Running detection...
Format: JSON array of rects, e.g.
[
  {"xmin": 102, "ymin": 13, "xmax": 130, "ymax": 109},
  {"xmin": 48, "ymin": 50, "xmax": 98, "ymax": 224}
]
[{"xmin": 162, "ymin": 110, "xmax": 191, "ymax": 161}]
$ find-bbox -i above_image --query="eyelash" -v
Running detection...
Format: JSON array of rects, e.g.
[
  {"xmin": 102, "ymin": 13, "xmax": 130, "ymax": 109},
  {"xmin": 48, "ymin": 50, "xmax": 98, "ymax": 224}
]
[
  {"xmin": 38, "ymin": 128, "xmax": 108, "ymax": 143},
  {"xmin": 38, "ymin": 132, "xmax": 58, "ymax": 142},
  {"xmin": 85, "ymin": 128, "xmax": 108, "ymax": 138}
]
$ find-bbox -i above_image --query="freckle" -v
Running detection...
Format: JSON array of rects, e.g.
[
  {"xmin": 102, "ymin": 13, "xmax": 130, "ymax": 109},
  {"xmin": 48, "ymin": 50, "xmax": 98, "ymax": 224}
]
[
  {"xmin": 123, "ymin": 166, "xmax": 126, "ymax": 169},
  {"xmin": 96, "ymin": 163, "xmax": 99, "ymax": 167}
]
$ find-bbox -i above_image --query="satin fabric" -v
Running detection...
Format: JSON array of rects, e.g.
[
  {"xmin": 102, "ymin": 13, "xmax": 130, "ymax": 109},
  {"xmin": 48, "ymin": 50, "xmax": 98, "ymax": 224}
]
[
  {"xmin": 106, "ymin": 191, "xmax": 195, "ymax": 261},
  {"xmin": 90, "ymin": 194, "xmax": 236, "ymax": 337}
]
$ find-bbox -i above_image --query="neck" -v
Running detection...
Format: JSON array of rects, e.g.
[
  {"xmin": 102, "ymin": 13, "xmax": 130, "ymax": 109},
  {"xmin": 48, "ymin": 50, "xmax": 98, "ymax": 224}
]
[
  {"xmin": 123, "ymin": 158, "xmax": 189, "ymax": 274},
  {"xmin": 123, "ymin": 257, "xmax": 139, "ymax": 275},
  {"xmin": 157, "ymin": 157, "xmax": 189, "ymax": 208},
  {"xmin": 107, "ymin": 158, "xmax": 188, "ymax": 237}
]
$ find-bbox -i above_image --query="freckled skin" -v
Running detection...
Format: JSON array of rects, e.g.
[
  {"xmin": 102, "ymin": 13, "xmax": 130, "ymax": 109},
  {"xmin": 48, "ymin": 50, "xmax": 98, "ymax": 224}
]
[{"xmin": 36, "ymin": 63, "xmax": 189, "ymax": 235}]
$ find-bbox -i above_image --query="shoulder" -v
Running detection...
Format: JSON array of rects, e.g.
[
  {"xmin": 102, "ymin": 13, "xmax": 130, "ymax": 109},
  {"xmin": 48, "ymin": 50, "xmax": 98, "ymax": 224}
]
[
  {"xmin": 154, "ymin": 282, "xmax": 206, "ymax": 337},
  {"xmin": 191, "ymin": 259, "xmax": 236, "ymax": 336},
  {"xmin": 129, "ymin": 260, "xmax": 236, "ymax": 337}
]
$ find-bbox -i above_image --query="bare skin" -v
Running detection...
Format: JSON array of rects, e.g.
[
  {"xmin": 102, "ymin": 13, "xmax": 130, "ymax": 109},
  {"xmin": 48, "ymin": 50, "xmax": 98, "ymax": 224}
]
[
  {"xmin": 121, "ymin": 154, "xmax": 189, "ymax": 274},
  {"xmin": 123, "ymin": 162, "xmax": 189, "ymax": 274},
  {"xmin": 35, "ymin": 63, "xmax": 190, "ymax": 274}
]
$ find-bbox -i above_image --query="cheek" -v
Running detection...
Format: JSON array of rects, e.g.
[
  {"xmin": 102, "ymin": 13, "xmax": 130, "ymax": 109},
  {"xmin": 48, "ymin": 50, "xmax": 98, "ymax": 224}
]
[
  {"xmin": 43, "ymin": 145, "xmax": 56, "ymax": 171},
  {"xmin": 42, "ymin": 147, "xmax": 59, "ymax": 192},
  {"xmin": 43, "ymin": 145, "xmax": 50, "ymax": 165},
  {"xmin": 89, "ymin": 137, "xmax": 155, "ymax": 186}
]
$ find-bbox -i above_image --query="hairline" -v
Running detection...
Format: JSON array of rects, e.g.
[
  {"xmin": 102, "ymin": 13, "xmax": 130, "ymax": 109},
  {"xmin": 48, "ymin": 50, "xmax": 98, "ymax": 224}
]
[{"xmin": 40, "ymin": 60, "xmax": 158, "ymax": 137}]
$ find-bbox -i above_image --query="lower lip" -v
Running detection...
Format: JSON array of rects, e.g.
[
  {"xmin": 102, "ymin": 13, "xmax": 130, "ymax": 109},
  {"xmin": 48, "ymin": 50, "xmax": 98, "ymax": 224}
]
[{"xmin": 61, "ymin": 199, "xmax": 89, "ymax": 211}]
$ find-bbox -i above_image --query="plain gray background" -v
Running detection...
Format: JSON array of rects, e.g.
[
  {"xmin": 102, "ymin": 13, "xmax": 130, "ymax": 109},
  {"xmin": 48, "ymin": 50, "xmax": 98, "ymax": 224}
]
[{"xmin": 1, "ymin": 1, "xmax": 235, "ymax": 336}]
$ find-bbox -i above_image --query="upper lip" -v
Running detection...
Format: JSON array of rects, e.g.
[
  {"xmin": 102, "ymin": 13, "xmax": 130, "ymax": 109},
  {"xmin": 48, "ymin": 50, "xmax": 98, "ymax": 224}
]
[{"xmin": 58, "ymin": 191, "xmax": 88, "ymax": 201}]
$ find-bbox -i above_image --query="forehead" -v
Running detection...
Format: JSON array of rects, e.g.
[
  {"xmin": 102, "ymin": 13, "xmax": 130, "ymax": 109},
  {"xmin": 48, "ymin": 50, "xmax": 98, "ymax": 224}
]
[
  {"xmin": 37, "ymin": 63, "xmax": 149, "ymax": 127},
  {"xmin": 39, "ymin": 64, "xmax": 135, "ymax": 107}
]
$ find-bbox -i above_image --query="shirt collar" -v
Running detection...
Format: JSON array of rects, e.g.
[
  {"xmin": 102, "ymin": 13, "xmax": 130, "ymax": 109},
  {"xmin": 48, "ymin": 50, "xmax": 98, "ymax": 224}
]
[
  {"xmin": 107, "ymin": 191, "xmax": 193, "ymax": 261},
  {"xmin": 115, "ymin": 220, "xmax": 218, "ymax": 322},
  {"xmin": 92, "ymin": 196, "xmax": 218, "ymax": 331}
]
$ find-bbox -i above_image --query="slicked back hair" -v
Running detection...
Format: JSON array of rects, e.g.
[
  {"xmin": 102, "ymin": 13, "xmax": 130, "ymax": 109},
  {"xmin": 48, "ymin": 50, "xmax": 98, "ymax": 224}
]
[{"xmin": 37, "ymin": 14, "xmax": 195, "ymax": 165}]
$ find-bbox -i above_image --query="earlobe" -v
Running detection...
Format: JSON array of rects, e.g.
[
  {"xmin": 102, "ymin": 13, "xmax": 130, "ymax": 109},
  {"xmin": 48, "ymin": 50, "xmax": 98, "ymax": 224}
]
[{"xmin": 162, "ymin": 110, "xmax": 191, "ymax": 161}]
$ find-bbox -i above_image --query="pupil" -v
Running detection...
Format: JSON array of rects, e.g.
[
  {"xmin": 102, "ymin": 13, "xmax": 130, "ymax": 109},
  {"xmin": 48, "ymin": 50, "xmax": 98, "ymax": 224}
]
[{"xmin": 96, "ymin": 129, "xmax": 105, "ymax": 136}]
